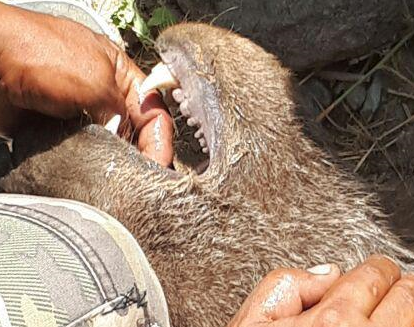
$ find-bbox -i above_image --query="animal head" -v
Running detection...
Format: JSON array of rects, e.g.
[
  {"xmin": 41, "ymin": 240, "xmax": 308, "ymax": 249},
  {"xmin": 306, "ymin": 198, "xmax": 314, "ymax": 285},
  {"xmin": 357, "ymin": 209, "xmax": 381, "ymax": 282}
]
[{"xmin": 146, "ymin": 23, "xmax": 307, "ymax": 203}]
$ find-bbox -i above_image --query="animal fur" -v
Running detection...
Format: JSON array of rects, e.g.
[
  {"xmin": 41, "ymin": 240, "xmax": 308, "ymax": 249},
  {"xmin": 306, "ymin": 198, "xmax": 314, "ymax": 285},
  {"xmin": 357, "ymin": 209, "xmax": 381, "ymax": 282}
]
[{"xmin": 1, "ymin": 23, "xmax": 414, "ymax": 327}]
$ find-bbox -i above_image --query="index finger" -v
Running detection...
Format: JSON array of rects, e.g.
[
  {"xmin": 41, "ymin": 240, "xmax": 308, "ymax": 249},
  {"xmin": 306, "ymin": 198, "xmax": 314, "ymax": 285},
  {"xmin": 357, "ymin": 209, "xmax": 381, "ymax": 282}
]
[
  {"xmin": 319, "ymin": 255, "xmax": 401, "ymax": 317},
  {"xmin": 370, "ymin": 275, "xmax": 414, "ymax": 327}
]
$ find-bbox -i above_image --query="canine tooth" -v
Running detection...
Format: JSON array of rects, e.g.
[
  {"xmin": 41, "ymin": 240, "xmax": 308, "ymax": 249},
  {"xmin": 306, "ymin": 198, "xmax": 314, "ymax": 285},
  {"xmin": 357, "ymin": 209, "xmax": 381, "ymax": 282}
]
[
  {"xmin": 140, "ymin": 62, "xmax": 179, "ymax": 95},
  {"xmin": 104, "ymin": 114, "xmax": 121, "ymax": 135},
  {"xmin": 194, "ymin": 129, "xmax": 203, "ymax": 138},
  {"xmin": 199, "ymin": 138, "xmax": 206, "ymax": 147},
  {"xmin": 202, "ymin": 147, "xmax": 209, "ymax": 154},
  {"xmin": 172, "ymin": 88, "xmax": 185, "ymax": 103},
  {"xmin": 187, "ymin": 117, "xmax": 198, "ymax": 127}
]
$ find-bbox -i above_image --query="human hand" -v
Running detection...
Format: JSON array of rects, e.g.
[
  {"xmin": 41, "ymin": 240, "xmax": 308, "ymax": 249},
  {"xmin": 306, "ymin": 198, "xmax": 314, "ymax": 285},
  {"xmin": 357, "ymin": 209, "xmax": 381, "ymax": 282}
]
[
  {"xmin": 0, "ymin": 3, "xmax": 173, "ymax": 166},
  {"xmin": 229, "ymin": 255, "xmax": 414, "ymax": 327}
]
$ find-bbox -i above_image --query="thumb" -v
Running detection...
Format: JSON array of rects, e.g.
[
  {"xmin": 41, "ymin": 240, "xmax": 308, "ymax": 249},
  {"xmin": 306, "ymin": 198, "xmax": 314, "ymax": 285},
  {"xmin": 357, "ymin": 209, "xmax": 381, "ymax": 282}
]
[
  {"xmin": 115, "ymin": 51, "xmax": 169, "ymax": 131},
  {"xmin": 81, "ymin": 38, "xmax": 135, "ymax": 124},
  {"xmin": 112, "ymin": 50, "xmax": 174, "ymax": 167},
  {"xmin": 262, "ymin": 264, "xmax": 341, "ymax": 320},
  {"xmin": 228, "ymin": 264, "xmax": 340, "ymax": 327},
  {"xmin": 94, "ymin": 42, "xmax": 146, "ymax": 124}
]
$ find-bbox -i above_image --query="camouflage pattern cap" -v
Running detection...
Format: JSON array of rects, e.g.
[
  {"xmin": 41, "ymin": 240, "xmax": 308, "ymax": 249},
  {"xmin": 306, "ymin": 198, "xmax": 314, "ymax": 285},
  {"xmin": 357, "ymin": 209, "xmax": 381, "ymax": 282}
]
[{"xmin": 0, "ymin": 194, "xmax": 170, "ymax": 327}]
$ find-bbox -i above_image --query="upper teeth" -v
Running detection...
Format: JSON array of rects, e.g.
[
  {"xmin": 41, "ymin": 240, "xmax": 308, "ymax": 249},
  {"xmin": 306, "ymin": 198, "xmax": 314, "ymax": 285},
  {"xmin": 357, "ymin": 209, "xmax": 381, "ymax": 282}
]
[
  {"xmin": 172, "ymin": 88, "xmax": 185, "ymax": 103},
  {"xmin": 139, "ymin": 62, "xmax": 179, "ymax": 97},
  {"xmin": 199, "ymin": 138, "xmax": 207, "ymax": 147},
  {"xmin": 140, "ymin": 62, "xmax": 210, "ymax": 155},
  {"xmin": 194, "ymin": 128, "xmax": 203, "ymax": 138},
  {"xmin": 187, "ymin": 117, "xmax": 198, "ymax": 127},
  {"xmin": 180, "ymin": 100, "xmax": 191, "ymax": 117}
]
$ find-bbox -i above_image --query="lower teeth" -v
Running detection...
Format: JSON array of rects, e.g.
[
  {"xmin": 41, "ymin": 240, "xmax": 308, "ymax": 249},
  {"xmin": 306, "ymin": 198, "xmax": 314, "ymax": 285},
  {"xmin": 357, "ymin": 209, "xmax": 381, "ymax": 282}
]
[
  {"xmin": 187, "ymin": 118, "xmax": 198, "ymax": 127},
  {"xmin": 199, "ymin": 138, "xmax": 206, "ymax": 147},
  {"xmin": 195, "ymin": 129, "xmax": 203, "ymax": 138}
]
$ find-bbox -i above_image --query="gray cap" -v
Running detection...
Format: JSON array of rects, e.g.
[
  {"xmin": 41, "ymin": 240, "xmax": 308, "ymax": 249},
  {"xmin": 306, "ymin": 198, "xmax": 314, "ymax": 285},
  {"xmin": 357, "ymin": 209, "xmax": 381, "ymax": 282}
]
[{"xmin": 3, "ymin": 0, "xmax": 124, "ymax": 48}]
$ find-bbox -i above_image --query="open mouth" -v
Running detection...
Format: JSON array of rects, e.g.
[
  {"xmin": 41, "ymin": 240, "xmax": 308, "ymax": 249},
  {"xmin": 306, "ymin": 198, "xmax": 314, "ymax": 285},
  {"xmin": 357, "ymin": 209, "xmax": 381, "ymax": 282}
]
[
  {"xmin": 104, "ymin": 62, "xmax": 213, "ymax": 174},
  {"xmin": 105, "ymin": 40, "xmax": 222, "ymax": 175},
  {"xmin": 141, "ymin": 62, "xmax": 210, "ymax": 157},
  {"xmin": 138, "ymin": 58, "xmax": 217, "ymax": 174}
]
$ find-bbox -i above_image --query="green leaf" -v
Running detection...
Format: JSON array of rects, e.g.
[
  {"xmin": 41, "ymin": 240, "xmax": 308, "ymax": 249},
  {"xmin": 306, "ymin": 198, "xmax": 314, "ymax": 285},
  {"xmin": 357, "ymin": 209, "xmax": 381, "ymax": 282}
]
[
  {"xmin": 132, "ymin": 13, "xmax": 152, "ymax": 45},
  {"xmin": 147, "ymin": 6, "xmax": 177, "ymax": 29},
  {"xmin": 111, "ymin": 0, "xmax": 136, "ymax": 29}
]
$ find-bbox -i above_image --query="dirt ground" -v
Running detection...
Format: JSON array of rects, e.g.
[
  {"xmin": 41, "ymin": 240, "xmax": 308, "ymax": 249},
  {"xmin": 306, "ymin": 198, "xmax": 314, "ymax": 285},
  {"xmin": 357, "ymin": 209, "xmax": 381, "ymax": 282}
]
[
  {"xmin": 138, "ymin": 0, "xmax": 413, "ymax": 70},
  {"xmin": 298, "ymin": 37, "xmax": 414, "ymax": 246}
]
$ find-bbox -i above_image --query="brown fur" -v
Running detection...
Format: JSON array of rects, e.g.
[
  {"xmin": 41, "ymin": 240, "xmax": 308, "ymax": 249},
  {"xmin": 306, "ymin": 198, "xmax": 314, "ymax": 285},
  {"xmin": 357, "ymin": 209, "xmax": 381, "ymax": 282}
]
[{"xmin": 1, "ymin": 23, "xmax": 414, "ymax": 327}]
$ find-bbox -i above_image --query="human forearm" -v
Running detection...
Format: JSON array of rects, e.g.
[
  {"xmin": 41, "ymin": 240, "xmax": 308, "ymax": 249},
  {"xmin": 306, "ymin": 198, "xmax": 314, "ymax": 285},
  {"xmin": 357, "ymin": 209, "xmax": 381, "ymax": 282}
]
[
  {"xmin": 0, "ymin": 4, "xmax": 173, "ymax": 165},
  {"xmin": 0, "ymin": 3, "xmax": 25, "ymax": 50}
]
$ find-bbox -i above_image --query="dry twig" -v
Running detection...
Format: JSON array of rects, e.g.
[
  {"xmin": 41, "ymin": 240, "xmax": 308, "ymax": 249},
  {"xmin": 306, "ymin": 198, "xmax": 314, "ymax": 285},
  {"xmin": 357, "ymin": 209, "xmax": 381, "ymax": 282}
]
[
  {"xmin": 387, "ymin": 88, "xmax": 414, "ymax": 101},
  {"xmin": 316, "ymin": 30, "xmax": 414, "ymax": 122}
]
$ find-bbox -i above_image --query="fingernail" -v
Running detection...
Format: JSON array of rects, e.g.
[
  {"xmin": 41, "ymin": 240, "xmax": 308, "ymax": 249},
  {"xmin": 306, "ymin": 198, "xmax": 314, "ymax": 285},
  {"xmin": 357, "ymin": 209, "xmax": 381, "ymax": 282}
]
[{"xmin": 307, "ymin": 264, "xmax": 332, "ymax": 275}]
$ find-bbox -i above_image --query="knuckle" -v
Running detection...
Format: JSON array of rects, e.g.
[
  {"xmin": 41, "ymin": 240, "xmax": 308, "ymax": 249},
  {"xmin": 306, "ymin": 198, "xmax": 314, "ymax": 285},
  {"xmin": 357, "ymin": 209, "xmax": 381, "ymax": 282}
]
[
  {"xmin": 401, "ymin": 274, "xmax": 414, "ymax": 283},
  {"xmin": 370, "ymin": 254, "xmax": 399, "ymax": 268},
  {"xmin": 362, "ymin": 264, "xmax": 387, "ymax": 281},
  {"xmin": 264, "ymin": 269, "xmax": 281, "ymax": 281},
  {"xmin": 367, "ymin": 255, "xmax": 400, "ymax": 278},
  {"xmin": 259, "ymin": 269, "xmax": 283, "ymax": 288},
  {"xmin": 393, "ymin": 278, "xmax": 414, "ymax": 305},
  {"xmin": 260, "ymin": 269, "xmax": 297, "ymax": 291},
  {"xmin": 264, "ymin": 268, "xmax": 290, "ymax": 281},
  {"xmin": 333, "ymin": 280, "xmax": 376, "ymax": 301},
  {"xmin": 316, "ymin": 305, "xmax": 348, "ymax": 327},
  {"xmin": 361, "ymin": 264, "xmax": 392, "ymax": 291}
]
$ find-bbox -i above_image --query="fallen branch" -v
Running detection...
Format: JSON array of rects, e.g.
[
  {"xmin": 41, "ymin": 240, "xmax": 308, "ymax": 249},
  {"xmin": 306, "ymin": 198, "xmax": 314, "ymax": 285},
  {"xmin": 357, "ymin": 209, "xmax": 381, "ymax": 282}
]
[{"xmin": 316, "ymin": 30, "xmax": 414, "ymax": 122}]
